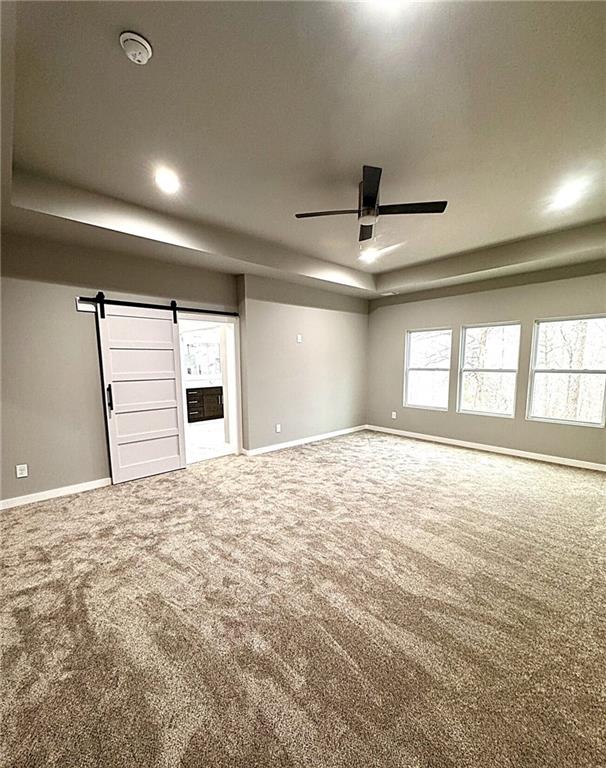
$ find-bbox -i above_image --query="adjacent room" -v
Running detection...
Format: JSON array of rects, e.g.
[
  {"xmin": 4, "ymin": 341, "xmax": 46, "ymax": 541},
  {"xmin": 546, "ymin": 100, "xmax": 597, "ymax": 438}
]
[
  {"xmin": 1, "ymin": 2, "xmax": 605, "ymax": 767},
  {"xmin": 179, "ymin": 315, "xmax": 239, "ymax": 464}
]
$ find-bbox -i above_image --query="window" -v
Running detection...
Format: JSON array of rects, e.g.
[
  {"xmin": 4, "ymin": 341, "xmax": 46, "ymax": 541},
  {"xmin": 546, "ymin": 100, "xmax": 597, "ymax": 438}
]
[
  {"xmin": 458, "ymin": 323, "xmax": 521, "ymax": 417},
  {"xmin": 528, "ymin": 316, "xmax": 606, "ymax": 427},
  {"xmin": 404, "ymin": 329, "xmax": 452, "ymax": 410}
]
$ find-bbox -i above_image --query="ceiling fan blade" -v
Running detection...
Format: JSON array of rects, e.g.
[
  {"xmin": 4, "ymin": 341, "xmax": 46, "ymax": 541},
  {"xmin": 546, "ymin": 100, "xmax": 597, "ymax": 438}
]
[
  {"xmin": 378, "ymin": 201, "xmax": 448, "ymax": 215},
  {"xmin": 362, "ymin": 165, "xmax": 382, "ymax": 208},
  {"xmin": 359, "ymin": 224, "xmax": 374, "ymax": 242},
  {"xmin": 294, "ymin": 209, "xmax": 358, "ymax": 219}
]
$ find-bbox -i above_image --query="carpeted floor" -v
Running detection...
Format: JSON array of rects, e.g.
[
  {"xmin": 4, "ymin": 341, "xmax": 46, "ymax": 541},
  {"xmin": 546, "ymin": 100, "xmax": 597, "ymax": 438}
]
[{"xmin": 1, "ymin": 431, "xmax": 605, "ymax": 768}]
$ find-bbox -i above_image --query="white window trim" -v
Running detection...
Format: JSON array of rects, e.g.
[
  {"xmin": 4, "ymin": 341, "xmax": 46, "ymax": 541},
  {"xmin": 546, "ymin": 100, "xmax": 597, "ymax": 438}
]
[
  {"xmin": 526, "ymin": 315, "xmax": 606, "ymax": 429},
  {"xmin": 456, "ymin": 320, "xmax": 522, "ymax": 419},
  {"xmin": 403, "ymin": 327, "xmax": 452, "ymax": 411}
]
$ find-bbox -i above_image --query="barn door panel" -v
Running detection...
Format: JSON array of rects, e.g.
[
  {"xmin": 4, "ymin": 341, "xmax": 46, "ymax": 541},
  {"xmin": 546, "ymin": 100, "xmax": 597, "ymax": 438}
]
[{"xmin": 98, "ymin": 304, "xmax": 186, "ymax": 484}]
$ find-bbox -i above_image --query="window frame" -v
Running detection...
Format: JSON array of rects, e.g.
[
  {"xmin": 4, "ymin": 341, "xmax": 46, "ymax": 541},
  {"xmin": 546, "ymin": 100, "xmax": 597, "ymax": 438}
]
[
  {"xmin": 456, "ymin": 320, "xmax": 522, "ymax": 419},
  {"xmin": 526, "ymin": 313, "xmax": 606, "ymax": 429},
  {"xmin": 403, "ymin": 326, "xmax": 453, "ymax": 412}
]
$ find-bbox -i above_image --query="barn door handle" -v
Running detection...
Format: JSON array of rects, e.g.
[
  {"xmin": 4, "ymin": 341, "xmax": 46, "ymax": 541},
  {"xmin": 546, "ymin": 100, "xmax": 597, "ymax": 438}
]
[{"xmin": 106, "ymin": 384, "xmax": 114, "ymax": 412}]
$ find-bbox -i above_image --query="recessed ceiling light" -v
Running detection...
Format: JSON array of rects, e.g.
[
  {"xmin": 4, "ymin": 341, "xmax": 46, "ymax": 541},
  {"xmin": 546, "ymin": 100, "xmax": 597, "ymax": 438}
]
[
  {"xmin": 365, "ymin": 0, "xmax": 408, "ymax": 17},
  {"xmin": 154, "ymin": 167, "xmax": 180, "ymax": 195},
  {"xmin": 547, "ymin": 176, "xmax": 591, "ymax": 212}
]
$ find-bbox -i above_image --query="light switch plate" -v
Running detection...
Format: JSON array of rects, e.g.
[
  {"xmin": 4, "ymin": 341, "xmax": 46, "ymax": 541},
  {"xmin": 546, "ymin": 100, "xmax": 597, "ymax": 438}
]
[
  {"xmin": 391, "ymin": 411, "xmax": 397, "ymax": 420},
  {"xmin": 16, "ymin": 463, "xmax": 28, "ymax": 478},
  {"xmin": 275, "ymin": 423, "xmax": 281, "ymax": 434},
  {"xmin": 296, "ymin": 334, "xmax": 303, "ymax": 343}
]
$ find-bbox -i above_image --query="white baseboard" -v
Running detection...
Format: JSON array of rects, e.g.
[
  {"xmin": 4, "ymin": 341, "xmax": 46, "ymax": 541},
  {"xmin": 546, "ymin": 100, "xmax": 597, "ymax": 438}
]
[
  {"xmin": 242, "ymin": 425, "xmax": 366, "ymax": 456},
  {"xmin": 3, "ymin": 424, "xmax": 600, "ymax": 510},
  {"xmin": 0, "ymin": 477, "xmax": 112, "ymax": 511},
  {"xmin": 364, "ymin": 425, "xmax": 606, "ymax": 472}
]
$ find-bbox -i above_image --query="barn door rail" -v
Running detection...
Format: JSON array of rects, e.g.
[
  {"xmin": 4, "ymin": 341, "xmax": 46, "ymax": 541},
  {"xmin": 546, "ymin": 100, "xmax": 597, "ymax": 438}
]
[{"xmin": 75, "ymin": 292, "xmax": 239, "ymax": 320}]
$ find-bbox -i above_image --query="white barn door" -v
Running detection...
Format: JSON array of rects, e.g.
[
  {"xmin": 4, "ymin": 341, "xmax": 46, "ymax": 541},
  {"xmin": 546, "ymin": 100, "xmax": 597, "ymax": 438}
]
[{"xmin": 98, "ymin": 304, "xmax": 186, "ymax": 484}]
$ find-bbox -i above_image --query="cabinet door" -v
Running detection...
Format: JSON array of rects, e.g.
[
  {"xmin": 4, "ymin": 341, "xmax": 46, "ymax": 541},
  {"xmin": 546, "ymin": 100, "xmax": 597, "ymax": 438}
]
[{"xmin": 202, "ymin": 388, "xmax": 224, "ymax": 420}]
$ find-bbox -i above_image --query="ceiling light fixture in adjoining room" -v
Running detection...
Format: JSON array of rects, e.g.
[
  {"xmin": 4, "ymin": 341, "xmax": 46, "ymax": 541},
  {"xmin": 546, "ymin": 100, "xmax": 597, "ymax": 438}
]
[{"xmin": 154, "ymin": 166, "xmax": 181, "ymax": 195}]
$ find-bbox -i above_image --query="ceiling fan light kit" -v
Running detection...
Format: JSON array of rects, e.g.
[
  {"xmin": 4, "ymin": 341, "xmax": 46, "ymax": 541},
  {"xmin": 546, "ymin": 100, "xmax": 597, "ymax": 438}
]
[{"xmin": 295, "ymin": 165, "xmax": 447, "ymax": 245}]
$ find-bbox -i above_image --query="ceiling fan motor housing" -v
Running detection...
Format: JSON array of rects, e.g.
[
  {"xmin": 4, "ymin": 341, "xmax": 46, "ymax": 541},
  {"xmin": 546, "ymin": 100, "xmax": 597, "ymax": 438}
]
[
  {"xmin": 358, "ymin": 180, "xmax": 378, "ymax": 225},
  {"xmin": 359, "ymin": 209, "xmax": 378, "ymax": 225}
]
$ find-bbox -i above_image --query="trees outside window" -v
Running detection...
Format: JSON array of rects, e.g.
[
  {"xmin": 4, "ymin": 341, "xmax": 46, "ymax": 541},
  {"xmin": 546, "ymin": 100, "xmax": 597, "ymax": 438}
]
[
  {"xmin": 404, "ymin": 329, "xmax": 452, "ymax": 410},
  {"xmin": 458, "ymin": 323, "xmax": 521, "ymax": 417},
  {"xmin": 528, "ymin": 317, "xmax": 606, "ymax": 426}
]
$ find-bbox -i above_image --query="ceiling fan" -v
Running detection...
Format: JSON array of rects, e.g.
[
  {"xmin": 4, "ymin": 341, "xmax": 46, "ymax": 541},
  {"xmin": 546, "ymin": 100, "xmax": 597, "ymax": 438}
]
[{"xmin": 295, "ymin": 165, "xmax": 447, "ymax": 242}]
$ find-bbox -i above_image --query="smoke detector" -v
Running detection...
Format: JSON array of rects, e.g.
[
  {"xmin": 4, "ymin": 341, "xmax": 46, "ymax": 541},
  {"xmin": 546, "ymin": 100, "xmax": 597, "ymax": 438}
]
[{"xmin": 119, "ymin": 32, "xmax": 153, "ymax": 65}]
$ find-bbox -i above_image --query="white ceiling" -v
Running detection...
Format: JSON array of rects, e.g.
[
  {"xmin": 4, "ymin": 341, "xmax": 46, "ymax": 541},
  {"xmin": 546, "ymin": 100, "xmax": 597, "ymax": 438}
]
[{"xmin": 2, "ymin": 1, "xmax": 605, "ymax": 293}]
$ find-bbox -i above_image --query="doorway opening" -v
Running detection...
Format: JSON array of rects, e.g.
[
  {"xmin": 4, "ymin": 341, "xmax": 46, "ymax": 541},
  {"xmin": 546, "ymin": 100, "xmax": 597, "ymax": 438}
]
[{"xmin": 178, "ymin": 314, "xmax": 240, "ymax": 464}]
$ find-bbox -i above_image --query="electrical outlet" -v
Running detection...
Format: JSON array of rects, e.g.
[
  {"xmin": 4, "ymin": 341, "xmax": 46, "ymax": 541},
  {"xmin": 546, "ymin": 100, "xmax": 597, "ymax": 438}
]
[
  {"xmin": 391, "ymin": 411, "xmax": 397, "ymax": 420},
  {"xmin": 275, "ymin": 423, "xmax": 281, "ymax": 434},
  {"xmin": 296, "ymin": 334, "xmax": 303, "ymax": 343},
  {"xmin": 15, "ymin": 463, "xmax": 28, "ymax": 479}
]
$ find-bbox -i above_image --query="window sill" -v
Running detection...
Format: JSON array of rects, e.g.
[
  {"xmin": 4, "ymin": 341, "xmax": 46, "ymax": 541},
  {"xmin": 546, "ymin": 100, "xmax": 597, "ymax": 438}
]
[
  {"xmin": 403, "ymin": 403, "xmax": 449, "ymax": 412},
  {"xmin": 526, "ymin": 415, "xmax": 605, "ymax": 429},
  {"xmin": 457, "ymin": 409, "xmax": 515, "ymax": 420}
]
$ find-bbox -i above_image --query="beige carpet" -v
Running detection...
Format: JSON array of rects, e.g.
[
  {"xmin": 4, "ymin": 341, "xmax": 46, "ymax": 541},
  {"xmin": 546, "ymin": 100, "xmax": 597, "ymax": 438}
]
[{"xmin": 1, "ymin": 431, "xmax": 605, "ymax": 767}]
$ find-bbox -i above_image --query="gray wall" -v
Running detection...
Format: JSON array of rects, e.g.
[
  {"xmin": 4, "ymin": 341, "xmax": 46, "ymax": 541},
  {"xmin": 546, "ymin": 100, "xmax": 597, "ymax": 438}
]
[
  {"xmin": 239, "ymin": 275, "xmax": 368, "ymax": 450},
  {"xmin": 1, "ymin": 233, "xmax": 238, "ymax": 500},
  {"xmin": 1, "ymin": 231, "xmax": 238, "ymax": 306},
  {"xmin": 367, "ymin": 273, "xmax": 606, "ymax": 464},
  {"xmin": 2, "ymin": 276, "xmax": 111, "ymax": 499}
]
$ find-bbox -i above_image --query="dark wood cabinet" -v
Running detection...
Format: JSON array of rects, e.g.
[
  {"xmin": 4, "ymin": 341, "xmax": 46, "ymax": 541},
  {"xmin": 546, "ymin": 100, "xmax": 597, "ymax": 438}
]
[{"xmin": 186, "ymin": 386, "xmax": 224, "ymax": 423}]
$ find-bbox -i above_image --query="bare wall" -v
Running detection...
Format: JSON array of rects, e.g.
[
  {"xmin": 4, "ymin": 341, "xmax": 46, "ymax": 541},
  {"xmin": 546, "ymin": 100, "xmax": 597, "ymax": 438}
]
[
  {"xmin": 367, "ymin": 273, "xmax": 606, "ymax": 465},
  {"xmin": 239, "ymin": 275, "xmax": 368, "ymax": 450},
  {"xmin": 1, "ymin": 231, "xmax": 238, "ymax": 306}
]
